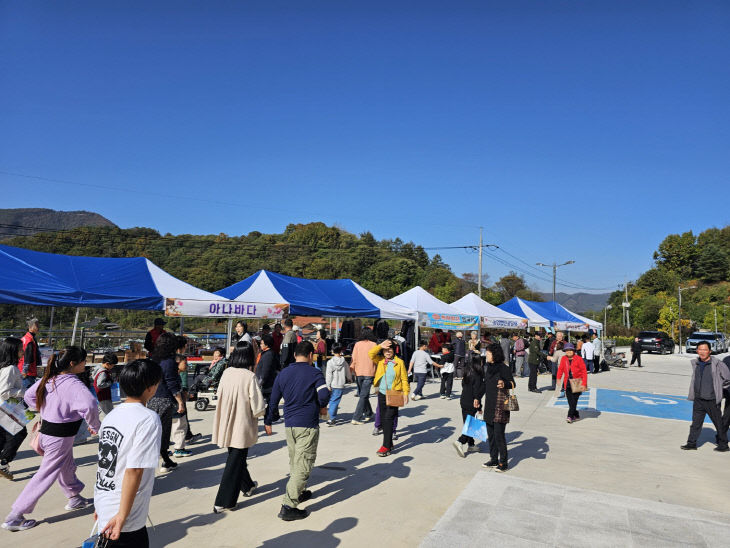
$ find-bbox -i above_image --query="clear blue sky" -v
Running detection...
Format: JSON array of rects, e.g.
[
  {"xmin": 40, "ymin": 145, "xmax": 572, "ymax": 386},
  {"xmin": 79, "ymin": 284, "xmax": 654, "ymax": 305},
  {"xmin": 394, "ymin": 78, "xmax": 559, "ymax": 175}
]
[{"xmin": 1, "ymin": 1, "xmax": 729, "ymax": 294}]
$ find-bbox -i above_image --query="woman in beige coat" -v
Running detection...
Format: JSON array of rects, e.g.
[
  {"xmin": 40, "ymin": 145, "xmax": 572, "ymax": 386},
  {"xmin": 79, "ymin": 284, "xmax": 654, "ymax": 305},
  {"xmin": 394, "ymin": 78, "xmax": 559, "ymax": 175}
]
[{"xmin": 212, "ymin": 342, "xmax": 266, "ymax": 513}]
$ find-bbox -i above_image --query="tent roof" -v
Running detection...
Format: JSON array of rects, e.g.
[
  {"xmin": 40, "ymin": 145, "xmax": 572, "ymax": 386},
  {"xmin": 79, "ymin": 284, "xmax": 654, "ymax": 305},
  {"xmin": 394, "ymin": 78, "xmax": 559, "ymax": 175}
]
[
  {"xmin": 215, "ymin": 270, "xmax": 416, "ymax": 319},
  {"xmin": 389, "ymin": 286, "xmax": 462, "ymax": 315},
  {"xmin": 554, "ymin": 304, "xmax": 603, "ymax": 330},
  {"xmin": 450, "ymin": 293, "xmax": 524, "ymax": 322},
  {"xmin": 497, "ymin": 297, "xmax": 552, "ymax": 327},
  {"xmin": 0, "ymin": 244, "xmax": 229, "ymax": 310}
]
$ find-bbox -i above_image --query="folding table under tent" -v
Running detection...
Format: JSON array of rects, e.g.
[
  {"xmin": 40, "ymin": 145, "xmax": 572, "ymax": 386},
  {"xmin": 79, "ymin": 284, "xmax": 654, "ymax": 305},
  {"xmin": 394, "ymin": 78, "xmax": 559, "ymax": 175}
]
[
  {"xmin": 0, "ymin": 244, "xmax": 285, "ymax": 346},
  {"xmin": 496, "ymin": 297, "xmax": 552, "ymax": 328},
  {"xmin": 450, "ymin": 292, "xmax": 528, "ymax": 330},
  {"xmin": 215, "ymin": 270, "xmax": 417, "ymax": 320}
]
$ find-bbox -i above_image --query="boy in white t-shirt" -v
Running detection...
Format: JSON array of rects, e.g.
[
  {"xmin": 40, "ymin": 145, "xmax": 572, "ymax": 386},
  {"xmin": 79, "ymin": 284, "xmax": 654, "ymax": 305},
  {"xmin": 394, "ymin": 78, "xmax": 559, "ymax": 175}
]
[{"xmin": 94, "ymin": 359, "xmax": 162, "ymax": 547}]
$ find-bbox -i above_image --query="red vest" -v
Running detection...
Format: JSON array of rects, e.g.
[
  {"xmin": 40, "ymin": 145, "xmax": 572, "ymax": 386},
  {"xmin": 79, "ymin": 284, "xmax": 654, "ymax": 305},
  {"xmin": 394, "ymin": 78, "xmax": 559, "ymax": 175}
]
[{"xmin": 18, "ymin": 331, "xmax": 40, "ymax": 377}]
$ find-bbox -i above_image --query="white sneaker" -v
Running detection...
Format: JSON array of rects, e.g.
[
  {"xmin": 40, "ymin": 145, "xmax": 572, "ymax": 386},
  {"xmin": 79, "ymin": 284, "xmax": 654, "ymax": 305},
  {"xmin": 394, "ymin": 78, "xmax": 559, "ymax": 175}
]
[
  {"xmin": 452, "ymin": 441, "xmax": 466, "ymax": 458},
  {"xmin": 243, "ymin": 481, "xmax": 258, "ymax": 497}
]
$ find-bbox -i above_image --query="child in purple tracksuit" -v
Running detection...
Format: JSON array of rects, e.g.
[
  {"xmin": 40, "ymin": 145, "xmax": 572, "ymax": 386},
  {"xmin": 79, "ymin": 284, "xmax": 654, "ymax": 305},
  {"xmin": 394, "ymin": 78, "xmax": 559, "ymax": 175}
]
[{"xmin": 2, "ymin": 346, "xmax": 100, "ymax": 532}]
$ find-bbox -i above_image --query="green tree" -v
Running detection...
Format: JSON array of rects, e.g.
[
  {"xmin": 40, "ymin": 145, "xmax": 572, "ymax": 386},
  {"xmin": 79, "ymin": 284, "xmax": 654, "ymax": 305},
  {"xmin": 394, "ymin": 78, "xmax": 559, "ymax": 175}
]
[
  {"xmin": 494, "ymin": 272, "xmax": 527, "ymax": 301},
  {"xmin": 695, "ymin": 244, "xmax": 729, "ymax": 283},
  {"xmin": 653, "ymin": 231, "xmax": 697, "ymax": 279}
]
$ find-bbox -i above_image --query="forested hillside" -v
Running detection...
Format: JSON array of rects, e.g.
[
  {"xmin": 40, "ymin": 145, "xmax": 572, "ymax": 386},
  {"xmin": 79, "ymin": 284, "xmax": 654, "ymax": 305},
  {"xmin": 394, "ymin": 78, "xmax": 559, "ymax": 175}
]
[
  {"xmin": 602, "ymin": 226, "xmax": 730, "ymax": 334},
  {"xmin": 0, "ymin": 223, "xmax": 475, "ymax": 329},
  {"xmin": 0, "ymin": 208, "xmax": 116, "ymax": 238}
]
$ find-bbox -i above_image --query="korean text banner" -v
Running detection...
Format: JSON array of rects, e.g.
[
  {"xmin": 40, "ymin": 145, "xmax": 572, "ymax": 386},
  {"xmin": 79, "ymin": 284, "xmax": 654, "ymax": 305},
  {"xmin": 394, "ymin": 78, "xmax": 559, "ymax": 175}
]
[
  {"xmin": 418, "ymin": 312, "xmax": 479, "ymax": 330},
  {"xmin": 165, "ymin": 299, "xmax": 288, "ymax": 318},
  {"xmin": 481, "ymin": 316, "xmax": 529, "ymax": 329}
]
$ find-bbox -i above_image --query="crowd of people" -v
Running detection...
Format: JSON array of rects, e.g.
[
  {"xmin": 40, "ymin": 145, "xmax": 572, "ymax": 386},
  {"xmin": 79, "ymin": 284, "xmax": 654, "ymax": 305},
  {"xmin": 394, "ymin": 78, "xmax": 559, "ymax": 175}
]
[{"xmin": 0, "ymin": 316, "xmax": 729, "ymax": 545}]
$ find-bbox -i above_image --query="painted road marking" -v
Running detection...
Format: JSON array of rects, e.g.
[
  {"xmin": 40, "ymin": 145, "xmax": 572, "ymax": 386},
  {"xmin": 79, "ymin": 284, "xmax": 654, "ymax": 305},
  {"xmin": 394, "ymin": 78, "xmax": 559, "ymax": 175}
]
[{"xmin": 547, "ymin": 388, "xmax": 711, "ymax": 423}]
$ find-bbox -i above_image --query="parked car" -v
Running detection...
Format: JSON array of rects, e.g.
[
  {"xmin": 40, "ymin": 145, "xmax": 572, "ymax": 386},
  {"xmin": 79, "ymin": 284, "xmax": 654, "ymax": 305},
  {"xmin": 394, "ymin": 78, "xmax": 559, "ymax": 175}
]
[
  {"xmin": 637, "ymin": 331, "xmax": 675, "ymax": 354},
  {"xmin": 685, "ymin": 332, "xmax": 727, "ymax": 354}
]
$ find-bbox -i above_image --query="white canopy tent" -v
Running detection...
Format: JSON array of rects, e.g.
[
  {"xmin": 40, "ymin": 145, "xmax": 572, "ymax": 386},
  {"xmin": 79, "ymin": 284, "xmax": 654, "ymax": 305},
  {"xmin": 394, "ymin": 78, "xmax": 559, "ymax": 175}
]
[
  {"xmin": 451, "ymin": 293, "xmax": 528, "ymax": 329},
  {"xmin": 390, "ymin": 286, "xmax": 464, "ymax": 315}
]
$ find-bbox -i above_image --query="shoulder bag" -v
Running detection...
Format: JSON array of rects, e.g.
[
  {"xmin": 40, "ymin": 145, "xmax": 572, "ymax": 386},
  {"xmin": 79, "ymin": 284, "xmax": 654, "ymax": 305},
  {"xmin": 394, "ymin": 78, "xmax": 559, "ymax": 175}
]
[{"xmin": 504, "ymin": 388, "xmax": 519, "ymax": 411}]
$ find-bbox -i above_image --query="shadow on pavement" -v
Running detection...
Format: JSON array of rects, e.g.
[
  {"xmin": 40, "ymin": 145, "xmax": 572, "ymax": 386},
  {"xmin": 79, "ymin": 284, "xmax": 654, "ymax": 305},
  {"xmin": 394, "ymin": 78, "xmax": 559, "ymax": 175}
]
[
  {"xmin": 258, "ymin": 517, "xmax": 358, "ymax": 547},
  {"xmin": 150, "ymin": 511, "xmax": 226, "ymax": 546},
  {"xmin": 394, "ymin": 417, "xmax": 455, "ymax": 451},
  {"xmin": 504, "ymin": 430, "xmax": 549, "ymax": 469},
  {"xmin": 306, "ymin": 456, "xmax": 412, "ymax": 511}
]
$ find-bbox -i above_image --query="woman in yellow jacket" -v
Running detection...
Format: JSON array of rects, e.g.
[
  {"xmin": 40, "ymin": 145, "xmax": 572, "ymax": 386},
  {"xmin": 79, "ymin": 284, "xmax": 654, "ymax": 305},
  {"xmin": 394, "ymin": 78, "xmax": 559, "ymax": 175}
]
[{"xmin": 369, "ymin": 339, "xmax": 409, "ymax": 456}]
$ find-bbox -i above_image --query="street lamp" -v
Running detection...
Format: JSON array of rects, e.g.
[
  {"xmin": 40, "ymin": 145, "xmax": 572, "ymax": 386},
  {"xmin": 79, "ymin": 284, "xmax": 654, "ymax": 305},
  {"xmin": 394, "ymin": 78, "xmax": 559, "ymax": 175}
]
[
  {"xmin": 604, "ymin": 304, "xmax": 612, "ymax": 337},
  {"xmin": 678, "ymin": 284, "xmax": 697, "ymax": 354},
  {"xmin": 536, "ymin": 260, "xmax": 575, "ymax": 302}
]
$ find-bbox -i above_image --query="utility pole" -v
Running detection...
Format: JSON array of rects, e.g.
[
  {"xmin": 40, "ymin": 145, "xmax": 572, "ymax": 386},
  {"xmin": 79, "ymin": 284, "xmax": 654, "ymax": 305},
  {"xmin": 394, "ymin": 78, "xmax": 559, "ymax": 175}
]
[
  {"xmin": 715, "ymin": 306, "xmax": 718, "ymax": 334},
  {"xmin": 678, "ymin": 284, "xmax": 697, "ymax": 354},
  {"xmin": 621, "ymin": 281, "xmax": 631, "ymax": 328},
  {"xmin": 536, "ymin": 260, "xmax": 575, "ymax": 302},
  {"xmin": 604, "ymin": 304, "xmax": 612, "ymax": 337},
  {"xmin": 478, "ymin": 227, "xmax": 483, "ymax": 298}
]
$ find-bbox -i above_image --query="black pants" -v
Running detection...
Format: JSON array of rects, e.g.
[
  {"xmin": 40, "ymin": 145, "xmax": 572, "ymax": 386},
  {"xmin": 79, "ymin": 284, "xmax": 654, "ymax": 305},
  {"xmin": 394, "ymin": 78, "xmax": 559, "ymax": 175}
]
[
  {"xmin": 215, "ymin": 447, "xmax": 255, "ymax": 508},
  {"xmin": 630, "ymin": 352, "xmax": 641, "ymax": 366},
  {"xmin": 528, "ymin": 362, "xmax": 538, "ymax": 391},
  {"xmin": 0, "ymin": 426, "xmax": 27, "ymax": 465},
  {"xmin": 565, "ymin": 382, "xmax": 580, "ymax": 419},
  {"xmin": 107, "ymin": 526, "xmax": 149, "ymax": 548},
  {"xmin": 458, "ymin": 406, "xmax": 478, "ymax": 446},
  {"xmin": 453, "ymin": 356, "xmax": 465, "ymax": 377},
  {"xmin": 378, "ymin": 392, "xmax": 398, "ymax": 450},
  {"xmin": 148, "ymin": 397, "xmax": 175, "ymax": 461},
  {"xmin": 723, "ymin": 397, "xmax": 730, "ymax": 440},
  {"xmin": 687, "ymin": 398, "xmax": 728, "ymax": 448},
  {"xmin": 440, "ymin": 372, "xmax": 454, "ymax": 396},
  {"xmin": 264, "ymin": 392, "xmax": 280, "ymax": 422},
  {"xmin": 486, "ymin": 421, "xmax": 507, "ymax": 464}
]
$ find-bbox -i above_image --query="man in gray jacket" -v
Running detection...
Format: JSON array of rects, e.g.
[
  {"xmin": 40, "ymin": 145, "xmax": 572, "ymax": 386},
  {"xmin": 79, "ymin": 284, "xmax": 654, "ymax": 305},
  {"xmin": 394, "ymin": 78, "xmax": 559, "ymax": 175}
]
[{"xmin": 681, "ymin": 341, "xmax": 730, "ymax": 452}]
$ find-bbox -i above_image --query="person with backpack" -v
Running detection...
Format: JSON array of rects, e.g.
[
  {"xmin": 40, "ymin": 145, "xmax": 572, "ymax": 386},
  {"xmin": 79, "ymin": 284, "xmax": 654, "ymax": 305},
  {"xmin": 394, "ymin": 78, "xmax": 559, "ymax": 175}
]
[
  {"xmin": 93, "ymin": 352, "xmax": 118, "ymax": 416},
  {"xmin": 452, "ymin": 355, "xmax": 486, "ymax": 457}
]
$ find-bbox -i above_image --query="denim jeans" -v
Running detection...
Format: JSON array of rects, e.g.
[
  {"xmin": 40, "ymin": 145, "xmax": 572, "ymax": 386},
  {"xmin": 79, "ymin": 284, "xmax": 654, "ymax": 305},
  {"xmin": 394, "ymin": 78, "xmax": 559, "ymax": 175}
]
[
  {"xmin": 585, "ymin": 359, "xmax": 594, "ymax": 374},
  {"xmin": 22, "ymin": 376, "xmax": 37, "ymax": 390},
  {"xmin": 414, "ymin": 372, "xmax": 427, "ymax": 396},
  {"xmin": 328, "ymin": 388, "xmax": 344, "ymax": 420},
  {"xmin": 353, "ymin": 376, "xmax": 374, "ymax": 421}
]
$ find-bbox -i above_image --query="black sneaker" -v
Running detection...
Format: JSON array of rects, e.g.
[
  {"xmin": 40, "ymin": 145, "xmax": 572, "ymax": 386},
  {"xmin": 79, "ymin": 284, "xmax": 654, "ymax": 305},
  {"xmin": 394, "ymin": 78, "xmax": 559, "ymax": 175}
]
[
  {"xmin": 714, "ymin": 446, "xmax": 729, "ymax": 452},
  {"xmin": 680, "ymin": 444, "xmax": 697, "ymax": 450},
  {"xmin": 495, "ymin": 463, "xmax": 509, "ymax": 472},
  {"xmin": 482, "ymin": 460, "xmax": 498, "ymax": 468},
  {"xmin": 278, "ymin": 505, "xmax": 310, "ymax": 521},
  {"xmin": 298, "ymin": 489, "xmax": 312, "ymax": 503}
]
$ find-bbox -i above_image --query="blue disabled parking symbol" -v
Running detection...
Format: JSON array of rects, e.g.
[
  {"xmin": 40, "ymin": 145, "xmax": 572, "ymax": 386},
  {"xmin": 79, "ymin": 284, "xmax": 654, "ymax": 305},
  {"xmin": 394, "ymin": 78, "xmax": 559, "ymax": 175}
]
[{"xmin": 548, "ymin": 388, "xmax": 709, "ymax": 423}]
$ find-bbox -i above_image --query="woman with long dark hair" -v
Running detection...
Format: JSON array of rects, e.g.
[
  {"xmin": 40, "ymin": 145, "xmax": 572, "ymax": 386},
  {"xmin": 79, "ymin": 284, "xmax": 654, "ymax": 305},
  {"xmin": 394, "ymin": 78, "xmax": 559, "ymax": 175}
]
[
  {"xmin": 0, "ymin": 337, "xmax": 27, "ymax": 480},
  {"xmin": 211, "ymin": 344, "xmax": 265, "ymax": 512},
  {"xmin": 453, "ymin": 353, "xmax": 486, "ymax": 457},
  {"xmin": 481, "ymin": 343, "xmax": 515, "ymax": 472},
  {"xmin": 148, "ymin": 332, "xmax": 185, "ymax": 472},
  {"xmin": 3, "ymin": 346, "xmax": 100, "ymax": 531}
]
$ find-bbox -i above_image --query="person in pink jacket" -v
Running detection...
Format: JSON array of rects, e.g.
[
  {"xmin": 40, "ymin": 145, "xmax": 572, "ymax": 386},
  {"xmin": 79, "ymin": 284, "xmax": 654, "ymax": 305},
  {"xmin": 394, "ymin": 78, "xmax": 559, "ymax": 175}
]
[
  {"xmin": 555, "ymin": 343, "xmax": 588, "ymax": 424},
  {"xmin": 3, "ymin": 346, "xmax": 100, "ymax": 532}
]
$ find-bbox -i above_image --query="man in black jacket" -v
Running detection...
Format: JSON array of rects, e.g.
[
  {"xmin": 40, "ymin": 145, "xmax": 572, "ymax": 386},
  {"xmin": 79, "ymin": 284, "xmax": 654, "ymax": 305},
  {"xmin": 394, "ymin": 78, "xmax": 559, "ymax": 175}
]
[
  {"xmin": 527, "ymin": 333, "xmax": 542, "ymax": 392},
  {"xmin": 630, "ymin": 337, "xmax": 643, "ymax": 367},
  {"xmin": 258, "ymin": 334, "xmax": 280, "ymax": 422}
]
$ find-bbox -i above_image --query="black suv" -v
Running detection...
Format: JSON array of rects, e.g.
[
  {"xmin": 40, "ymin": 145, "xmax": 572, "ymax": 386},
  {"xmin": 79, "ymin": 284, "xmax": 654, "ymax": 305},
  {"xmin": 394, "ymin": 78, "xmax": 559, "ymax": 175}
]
[{"xmin": 637, "ymin": 331, "xmax": 675, "ymax": 354}]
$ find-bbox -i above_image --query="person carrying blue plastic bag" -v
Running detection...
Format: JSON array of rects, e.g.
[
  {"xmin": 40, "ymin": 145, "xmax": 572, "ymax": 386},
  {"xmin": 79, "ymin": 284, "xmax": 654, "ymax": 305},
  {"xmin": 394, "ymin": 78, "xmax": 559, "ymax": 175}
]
[{"xmin": 453, "ymin": 354, "xmax": 486, "ymax": 457}]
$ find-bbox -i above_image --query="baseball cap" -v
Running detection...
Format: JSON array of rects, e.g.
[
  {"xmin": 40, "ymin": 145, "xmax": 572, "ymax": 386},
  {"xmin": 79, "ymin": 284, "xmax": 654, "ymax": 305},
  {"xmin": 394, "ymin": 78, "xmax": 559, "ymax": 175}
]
[
  {"xmin": 563, "ymin": 343, "xmax": 575, "ymax": 351},
  {"xmin": 154, "ymin": 318, "xmax": 166, "ymax": 326}
]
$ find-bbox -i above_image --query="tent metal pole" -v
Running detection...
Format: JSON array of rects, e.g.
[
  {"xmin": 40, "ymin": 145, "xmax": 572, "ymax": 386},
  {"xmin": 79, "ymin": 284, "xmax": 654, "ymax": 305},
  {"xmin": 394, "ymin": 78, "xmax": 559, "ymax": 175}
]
[
  {"xmin": 225, "ymin": 318, "xmax": 233, "ymax": 357},
  {"xmin": 335, "ymin": 318, "xmax": 340, "ymax": 342},
  {"xmin": 47, "ymin": 306, "xmax": 55, "ymax": 345},
  {"xmin": 179, "ymin": 317, "xmax": 185, "ymax": 335},
  {"xmin": 70, "ymin": 307, "xmax": 81, "ymax": 346}
]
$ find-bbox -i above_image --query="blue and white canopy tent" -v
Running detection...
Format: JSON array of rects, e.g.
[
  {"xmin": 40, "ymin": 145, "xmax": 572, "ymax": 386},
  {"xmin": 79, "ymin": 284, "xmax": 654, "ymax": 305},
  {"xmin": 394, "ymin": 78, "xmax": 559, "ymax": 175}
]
[
  {"xmin": 450, "ymin": 293, "xmax": 528, "ymax": 330},
  {"xmin": 0, "ymin": 244, "xmax": 285, "ymax": 345},
  {"xmin": 215, "ymin": 270, "xmax": 417, "ymax": 320},
  {"xmin": 498, "ymin": 297, "xmax": 602, "ymax": 331},
  {"xmin": 497, "ymin": 297, "xmax": 552, "ymax": 328}
]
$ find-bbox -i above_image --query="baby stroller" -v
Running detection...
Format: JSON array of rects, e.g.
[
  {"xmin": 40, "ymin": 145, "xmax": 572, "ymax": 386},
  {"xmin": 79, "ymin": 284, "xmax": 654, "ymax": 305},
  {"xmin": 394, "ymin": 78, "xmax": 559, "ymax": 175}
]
[
  {"xmin": 602, "ymin": 340, "xmax": 626, "ymax": 369},
  {"xmin": 190, "ymin": 372, "xmax": 219, "ymax": 411}
]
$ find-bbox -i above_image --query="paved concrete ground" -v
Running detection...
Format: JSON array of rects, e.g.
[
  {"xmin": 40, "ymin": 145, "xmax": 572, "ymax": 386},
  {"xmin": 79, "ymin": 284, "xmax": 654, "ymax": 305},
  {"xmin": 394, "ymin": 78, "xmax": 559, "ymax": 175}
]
[
  {"xmin": 422, "ymin": 473, "xmax": 730, "ymax": 547},
  {"xmin": 2, "ymin": 350, "xmax": 729, "ymax": 547}
]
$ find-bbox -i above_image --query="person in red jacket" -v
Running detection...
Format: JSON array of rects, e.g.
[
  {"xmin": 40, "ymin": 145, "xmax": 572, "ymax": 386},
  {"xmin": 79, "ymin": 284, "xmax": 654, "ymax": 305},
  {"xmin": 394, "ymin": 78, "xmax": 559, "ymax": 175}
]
[
  {"xmin": 18, "ymin": 318, "xmax": 41, "ymax": 390},
  {"xmin": 555, "ymin": 343, "xmax": 588, "ymax": 423}
]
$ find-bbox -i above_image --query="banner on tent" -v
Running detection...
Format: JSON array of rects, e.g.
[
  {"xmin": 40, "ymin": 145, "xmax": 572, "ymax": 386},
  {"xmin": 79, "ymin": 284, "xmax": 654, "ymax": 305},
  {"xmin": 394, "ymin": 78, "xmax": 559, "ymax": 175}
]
[
  {"xmin": 165, "ymin": 299, "xmax": 288, "ymax": 318},
  {"xmin": 418, "ymin": 312, "xmax": 479, "ymax": 330},
  {"xmin": 555, "ymin": 321, "xmax": 592, "ymax": 331},
  {"xmin": 481, "ymin": 316, "xmax": 529, "ymax": 329}
]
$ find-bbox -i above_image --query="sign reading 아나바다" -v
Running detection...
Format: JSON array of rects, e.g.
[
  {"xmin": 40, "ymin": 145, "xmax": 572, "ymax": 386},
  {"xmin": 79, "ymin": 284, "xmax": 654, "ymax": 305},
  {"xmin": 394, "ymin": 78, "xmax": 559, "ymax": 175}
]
[
  {"xmin": 165, "ymin": 299, "xmax": 288, "ymax": 318},
  {"xmin": 418, "ymin": 312, "xmax": 480, "ymax": 330}
]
